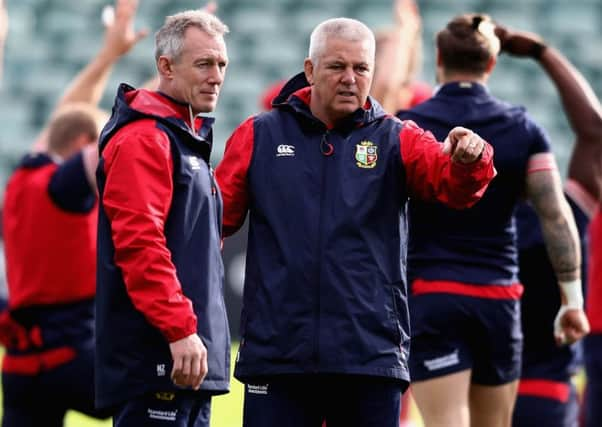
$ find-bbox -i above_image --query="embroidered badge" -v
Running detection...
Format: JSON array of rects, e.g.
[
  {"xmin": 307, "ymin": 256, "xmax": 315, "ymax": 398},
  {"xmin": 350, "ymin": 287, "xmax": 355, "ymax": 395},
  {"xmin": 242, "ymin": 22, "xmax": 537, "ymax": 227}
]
[
  {"xmin": 355, "ymin": 141, "xmax": 378, "ymax": 168},
  {"xmin": 188, "ymin": 155, "xmax": 201, "ymax": 170},
  {"xmin": 276, "ymin": 144, "xmax": 295, "ymax": 157},
  {"xmin": 155, "ymin": 392, "xmax": 176, "ymax": 401}
]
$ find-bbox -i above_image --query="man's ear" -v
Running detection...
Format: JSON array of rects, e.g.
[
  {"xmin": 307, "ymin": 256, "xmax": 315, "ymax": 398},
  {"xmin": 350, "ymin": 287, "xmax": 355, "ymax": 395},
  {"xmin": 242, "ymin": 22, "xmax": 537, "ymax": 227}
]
[
  {"xmin": 485, "ymin": 55, "xmax": 497, "ymax": 74},
  {"xmin": 157, "ymin": 56, "xmax": 173, "ymax": 79},
  {"xmin": 76, "ymin": 133, "xmax": 96, "ymax": 150},
  {"xmin": 304, "ymin": 58, "xmax": 314, "ymax": 85}
]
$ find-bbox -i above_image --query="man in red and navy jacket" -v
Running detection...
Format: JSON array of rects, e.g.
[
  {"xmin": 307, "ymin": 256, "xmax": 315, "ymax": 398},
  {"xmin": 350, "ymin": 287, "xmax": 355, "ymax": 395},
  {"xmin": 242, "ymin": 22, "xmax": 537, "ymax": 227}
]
[
  {"xmin": 95, "ymin": 10, "xmax": 230, "ymax": 427},
  {"xmin": 0, "ymin": 2, "xmax": 145, "ymax": 425},
  {"xmin": 215, "ymin": 17, "xmax": 495, "ymax": 427}
]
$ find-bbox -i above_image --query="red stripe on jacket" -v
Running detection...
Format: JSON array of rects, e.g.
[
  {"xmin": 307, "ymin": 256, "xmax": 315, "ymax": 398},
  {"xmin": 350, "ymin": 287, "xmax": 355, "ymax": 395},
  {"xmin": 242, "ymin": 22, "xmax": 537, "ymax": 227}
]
[
  {"xmin": 400, "ymin": 120, "xmax": 496, "ymax": 209},
  {"xmin": 412, "ymin": 279, "xmax": 524, "ymax": 300},
  {"xmin": 101, "ymin": 119, "xmax": 196, "ymax": 343}
]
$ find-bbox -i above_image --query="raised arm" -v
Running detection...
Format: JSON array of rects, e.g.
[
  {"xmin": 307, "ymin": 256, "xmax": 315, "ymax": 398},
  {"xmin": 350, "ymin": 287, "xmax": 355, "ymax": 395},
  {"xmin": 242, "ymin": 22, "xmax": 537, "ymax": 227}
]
[
  {"xmin": 57, "ymin": 0, "xmax": 147, "ymax": 108},
  {"xmin": 33, "ymin": 0, "xmax": 147, "ymax": 152},
  {"xmin": 497, "ymin": 24, "xmax": 594, "ymax": 345},
  {"xmin": 496, "ymin": 24, "xmax": 602, "ymax": 202},
  {"xmin": 370, "ymin": 0, "xmax": 421, "ymax": 113}
]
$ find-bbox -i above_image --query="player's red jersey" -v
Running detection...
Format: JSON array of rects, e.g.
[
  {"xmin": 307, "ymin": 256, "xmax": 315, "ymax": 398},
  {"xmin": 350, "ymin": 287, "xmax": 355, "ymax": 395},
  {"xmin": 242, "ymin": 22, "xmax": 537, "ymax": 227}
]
[{"xmin": 3, "ymin": 156, "xmax": 97, "ymax": 308}]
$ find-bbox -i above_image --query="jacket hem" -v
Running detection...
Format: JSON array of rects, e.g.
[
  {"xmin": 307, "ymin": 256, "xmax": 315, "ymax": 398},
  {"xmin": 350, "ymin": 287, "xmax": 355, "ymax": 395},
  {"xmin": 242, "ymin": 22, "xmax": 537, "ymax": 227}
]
[
  {"xmin": 96, "ymin": 380, "xmax": 230, "ymax": 409},
  {"xmin": 234, "ymin": 364, "xmax": 409, "ymax": 385}
]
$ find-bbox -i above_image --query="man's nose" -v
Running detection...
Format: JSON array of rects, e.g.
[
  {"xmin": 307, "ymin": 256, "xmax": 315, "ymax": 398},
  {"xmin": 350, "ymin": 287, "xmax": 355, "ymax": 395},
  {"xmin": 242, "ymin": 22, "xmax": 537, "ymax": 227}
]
[
  {"xmin": 207, "ymin": 65, "xmax": 224, "ymax": 85},
  {"xmin": 341, "ymin": 67, "xmax": 356, "ymax": 84}
]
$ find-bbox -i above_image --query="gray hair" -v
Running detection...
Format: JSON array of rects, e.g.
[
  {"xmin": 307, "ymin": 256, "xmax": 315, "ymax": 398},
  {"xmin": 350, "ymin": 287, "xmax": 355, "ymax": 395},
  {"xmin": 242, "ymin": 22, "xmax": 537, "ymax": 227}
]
[
  {"xmin": 308, "ymin": 17, "xmax": 375, "ymax": 65},
  {"xmin": 155, "ymin": 10, "xmax": 229, "ymax": 62}
]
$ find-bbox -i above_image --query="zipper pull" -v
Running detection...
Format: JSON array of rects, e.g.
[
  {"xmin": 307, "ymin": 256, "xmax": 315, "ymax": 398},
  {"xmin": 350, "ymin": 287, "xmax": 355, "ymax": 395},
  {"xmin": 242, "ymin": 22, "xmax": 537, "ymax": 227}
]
[{"xmin": 320, "ymin": 132, "xmax": 334, "ymax": 156}]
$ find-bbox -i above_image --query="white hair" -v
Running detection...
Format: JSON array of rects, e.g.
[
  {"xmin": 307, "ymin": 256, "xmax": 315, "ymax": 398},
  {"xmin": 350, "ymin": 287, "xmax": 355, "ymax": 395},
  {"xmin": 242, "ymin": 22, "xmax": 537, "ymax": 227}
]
[
  {"xmin": 155, "ymin": 10, "xmax": 229, "ymax": 62},
  {"xmin": 308, "ymin": 17, "xmax": 375, "ymax": 65}
]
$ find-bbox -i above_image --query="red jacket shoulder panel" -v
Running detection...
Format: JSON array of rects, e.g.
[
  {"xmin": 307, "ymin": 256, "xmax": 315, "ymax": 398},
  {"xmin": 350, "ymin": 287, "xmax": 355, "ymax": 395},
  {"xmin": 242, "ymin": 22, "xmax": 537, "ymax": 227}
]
[{"xmin": 216, "ymin": 117, "xmax": 255, "ymax": 237}]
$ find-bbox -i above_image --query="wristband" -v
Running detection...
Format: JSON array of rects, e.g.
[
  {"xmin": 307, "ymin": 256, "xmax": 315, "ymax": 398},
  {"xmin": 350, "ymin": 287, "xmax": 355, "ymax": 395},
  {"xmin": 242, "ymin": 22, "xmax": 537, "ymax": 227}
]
[{"xmin": 559, "ymin": 279, "xmax": 583, "ymax": 309}]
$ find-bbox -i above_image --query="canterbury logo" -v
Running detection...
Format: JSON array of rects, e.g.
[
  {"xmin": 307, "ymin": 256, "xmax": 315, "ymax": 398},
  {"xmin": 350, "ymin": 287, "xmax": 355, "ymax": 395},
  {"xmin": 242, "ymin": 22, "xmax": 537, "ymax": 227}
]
[
  {"xmin": 276, "ymin": 144, "xmax": 295, "ymax": 157},
  {"xmin": 188, "ymin": 155, "xmax": 201, "ymax": 170}
]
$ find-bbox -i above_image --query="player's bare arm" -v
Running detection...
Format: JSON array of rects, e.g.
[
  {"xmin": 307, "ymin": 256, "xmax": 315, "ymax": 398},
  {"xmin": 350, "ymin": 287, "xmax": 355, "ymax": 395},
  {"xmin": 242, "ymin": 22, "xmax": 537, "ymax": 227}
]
[{"xmin": 526, "ymin": 168, "xmax": 580, "ymax": 281}]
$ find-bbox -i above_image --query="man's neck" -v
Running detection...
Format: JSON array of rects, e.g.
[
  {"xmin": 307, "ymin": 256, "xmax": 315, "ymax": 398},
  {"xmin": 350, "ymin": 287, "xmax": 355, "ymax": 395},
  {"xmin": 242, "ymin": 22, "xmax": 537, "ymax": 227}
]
[{"xmin": 440, "ymin": 72, "xmax": 488, "ymax": 85}]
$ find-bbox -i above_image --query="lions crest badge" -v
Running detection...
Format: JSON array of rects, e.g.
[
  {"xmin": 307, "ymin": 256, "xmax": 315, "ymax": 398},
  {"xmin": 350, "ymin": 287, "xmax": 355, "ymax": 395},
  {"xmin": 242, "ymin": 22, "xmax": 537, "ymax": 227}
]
[{"xmin": 355, "ymin": 141, "xmax": 378, "ymax": 168}]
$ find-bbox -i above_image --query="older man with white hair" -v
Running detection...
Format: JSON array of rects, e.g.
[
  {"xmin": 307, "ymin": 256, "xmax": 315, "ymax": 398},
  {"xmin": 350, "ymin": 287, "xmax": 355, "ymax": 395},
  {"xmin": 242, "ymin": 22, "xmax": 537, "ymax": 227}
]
[{"xmin": 216, "ymin": 17, "xmax": 496, "ymax": 427}]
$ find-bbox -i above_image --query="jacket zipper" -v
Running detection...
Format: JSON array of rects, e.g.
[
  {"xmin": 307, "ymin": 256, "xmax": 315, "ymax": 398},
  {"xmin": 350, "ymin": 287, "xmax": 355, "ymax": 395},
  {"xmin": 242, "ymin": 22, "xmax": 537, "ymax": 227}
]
[{"xmin": 313, "ymin": 129, "xmax": 331, "ymax": 369}]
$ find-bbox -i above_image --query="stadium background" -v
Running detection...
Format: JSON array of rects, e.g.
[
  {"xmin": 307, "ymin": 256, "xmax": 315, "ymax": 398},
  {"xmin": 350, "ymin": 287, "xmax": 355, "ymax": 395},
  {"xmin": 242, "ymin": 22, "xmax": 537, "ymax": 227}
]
[{"xmin": 0, "ymin": 0, "xmax": 600, "ymax": 425}]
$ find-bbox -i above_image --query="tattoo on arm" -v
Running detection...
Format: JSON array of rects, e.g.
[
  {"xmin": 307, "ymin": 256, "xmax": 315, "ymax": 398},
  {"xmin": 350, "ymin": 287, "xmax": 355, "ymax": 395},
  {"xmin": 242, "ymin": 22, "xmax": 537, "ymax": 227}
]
[{"xmin": 526, "ymin": 169, "xmax": 581, "ymax": 282}]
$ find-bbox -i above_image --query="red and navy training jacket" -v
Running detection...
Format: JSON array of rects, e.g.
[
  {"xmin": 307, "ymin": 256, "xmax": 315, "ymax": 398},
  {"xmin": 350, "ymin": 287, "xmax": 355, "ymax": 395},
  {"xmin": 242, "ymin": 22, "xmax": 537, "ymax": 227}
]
[
  {"xmin": 398, "ymin": 82, "xmax": 552, "ymax": 297},
  {"xmin": 1, "ymin": 151, "xmax": 97, "ymax": 373},
  {"xmin": 95, "ymin": 84, "xmax": 230, "ymax": 408},
  {"xmin": 215, "ymin": 73, "xmax": 495, "ymax": 384}
]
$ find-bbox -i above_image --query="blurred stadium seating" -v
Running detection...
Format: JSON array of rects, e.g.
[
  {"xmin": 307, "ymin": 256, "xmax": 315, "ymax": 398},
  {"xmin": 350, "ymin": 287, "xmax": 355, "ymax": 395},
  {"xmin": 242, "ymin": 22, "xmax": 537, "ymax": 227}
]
[{"xmin": 1, "ymin": 0, "xmax": 601, "ymax": 196}]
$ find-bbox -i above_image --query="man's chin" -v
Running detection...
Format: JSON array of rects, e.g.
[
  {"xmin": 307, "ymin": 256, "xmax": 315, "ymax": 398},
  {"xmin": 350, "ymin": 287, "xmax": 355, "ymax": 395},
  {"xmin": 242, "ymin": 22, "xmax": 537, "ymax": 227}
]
[
  {"xmin": 333, "ymin": 104, "xmax": 359, "ymax": 117},
  {"xmin": 193, "ymin": 103, "xmax": 217, "ymax": 114}
]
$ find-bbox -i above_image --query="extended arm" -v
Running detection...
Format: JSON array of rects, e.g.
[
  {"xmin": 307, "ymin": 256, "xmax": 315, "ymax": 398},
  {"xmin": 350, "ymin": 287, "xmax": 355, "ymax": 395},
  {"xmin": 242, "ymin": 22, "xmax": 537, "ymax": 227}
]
[
  {"xmin": 496, "ymin": 25, "xmax": 602, "ymax": 202},
  {"xmin": 401, "ymin": 121, "xmax": 496, "ymax": 209}
]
